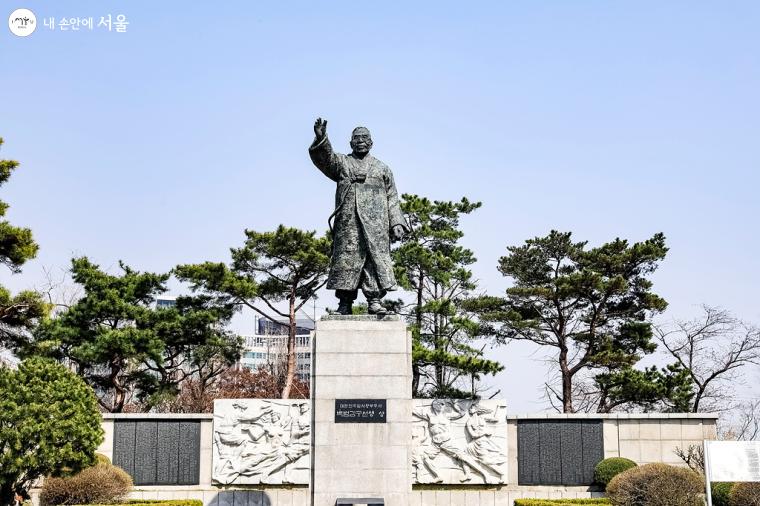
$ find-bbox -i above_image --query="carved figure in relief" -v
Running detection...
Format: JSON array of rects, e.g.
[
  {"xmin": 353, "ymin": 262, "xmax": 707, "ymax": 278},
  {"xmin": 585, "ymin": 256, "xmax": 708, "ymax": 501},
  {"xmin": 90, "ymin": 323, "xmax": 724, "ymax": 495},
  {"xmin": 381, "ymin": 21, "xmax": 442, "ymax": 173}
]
[
  {"xmin": 258, "ymin": 402, "xmax": 311, "ymax": 483},
  {"xmin": 236, "ymin": 409, "xmax": 288, "ymax": 479},
  {"xmin": 464, "ymin": 402, "xmax": 507, "ymax": 479},
  {"xmin": 213, "ymin": 400, "xmax": 310, "ymax": 485},
  {"xmin": 213, "ymin": 401, "xmax": 254, "ymax": 477},
  {"xmin": 412, "ymin": 399, "xmax": 499, "ymax": 484}
]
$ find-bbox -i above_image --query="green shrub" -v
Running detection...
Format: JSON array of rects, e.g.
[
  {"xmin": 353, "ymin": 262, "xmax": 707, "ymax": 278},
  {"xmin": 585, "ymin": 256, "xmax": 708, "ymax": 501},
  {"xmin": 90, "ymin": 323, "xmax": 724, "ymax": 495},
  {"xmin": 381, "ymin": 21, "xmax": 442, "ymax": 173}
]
[
  {"xmin": 594, "ymin": 457, "xmax": 638, "ymax": 487},
  {"xmin": 729, "ymin": 482, "xmax": 760, "ymax": 506},
  {"xmin": 514, "ymin": 500, "xmax": 611, "ymax": 505},
  {"xmin": 0, "ymin": 358, "xmax": 104, "ymax": 504},
  {"xmin": 712, "ymin": 482, "xmax": 734, "ymax": 506},
  {"xmin": 606, "ymin": 463, "xmax": 703, "ymax": 506},
  {"xmin": 39, "ymin": 461, "xmax": 132, "ymax": 506}
]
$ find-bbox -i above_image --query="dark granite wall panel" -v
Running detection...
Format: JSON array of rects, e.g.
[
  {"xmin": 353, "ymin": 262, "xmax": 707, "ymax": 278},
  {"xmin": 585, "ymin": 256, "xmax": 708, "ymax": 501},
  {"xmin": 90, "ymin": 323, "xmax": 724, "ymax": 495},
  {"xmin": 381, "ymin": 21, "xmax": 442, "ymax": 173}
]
[
  {"xmin": 112, "ymin": 420, "xmax": 200, "ymax": 486},
  {"xmin": 178, "ymin": 422, "xmax": 201, "ymax": 485},
  {"xmin": 112, "ymin": 421, "xmax": 135, "ymax": 477},
  {"xmin": 581, "ymin": 421, "xmax": 604, "ymax": 484},
  {"xmin": 517, "ymin": 421, "xmax": 541, "ymax": 485},
  {"xmin": 538, "ymin": 422, "xmax": 563, "ymax": 484},
  {"xmin": 156, "ymin": 422, "xmax": 180, "ymax": 485},
  {"xmin": 517, "ymin": 419, "xmax": 605, "ymax": 486},
  {"xmin": 559, "ymin": 421, "xmax": 584, "ymax": 485},
  {"xmin": 134, "ymin": 421, "xmax": 158, "ymax": 485}
]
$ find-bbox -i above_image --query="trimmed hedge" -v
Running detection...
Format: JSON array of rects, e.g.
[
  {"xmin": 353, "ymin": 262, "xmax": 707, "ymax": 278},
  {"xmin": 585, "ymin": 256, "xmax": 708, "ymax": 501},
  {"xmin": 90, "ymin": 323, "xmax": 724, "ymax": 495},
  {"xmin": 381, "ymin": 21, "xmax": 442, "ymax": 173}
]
[
  {"xmin": 712, "ymin": 482, "xmax": 734, "ymax": 506},
  {"xmin": 606, "ymin": 463, "xmax": 703, "ymax": 506},
  {"xmin": 594, "ymin": 457, "xmax": 637, "ymax": 488},
  {"xmin": 514, "ymin": 500, "xmax": 611, "ymax": 505},
  {"xmin": 78, "ymin": 502, "xmax": 203, "ymax": 506},
  {"xmin": 729, "ymin": 482, "xmax": 760, "ymax": 506},
  {"xmin": 126, "ymin": 502, "xmax": 202, "ymax": 506},
  {"xmin": 40, "ymin": 462, "xmax": 132, "ymax": 506}
]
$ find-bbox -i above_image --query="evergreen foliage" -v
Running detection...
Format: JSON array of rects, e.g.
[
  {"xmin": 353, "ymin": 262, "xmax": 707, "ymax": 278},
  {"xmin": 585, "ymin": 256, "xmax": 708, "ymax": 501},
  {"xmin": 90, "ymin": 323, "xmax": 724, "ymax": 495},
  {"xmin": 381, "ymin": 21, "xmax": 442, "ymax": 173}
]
[
  {"xmin": 393, "ymin": 194, "xmax": 503, "ymax": 398},
  {"xmin": 175, "ymin": 225, "xmax": 331, "ymax": 398},
  {"xmin": 465, "ymin": 230, "xmax": 692, "ymax": 412},
  {"xmin": 711, "ymin": 482, "xmax": 734, "ymax": 506},
  {"xmin": 24, "ymin": 258, "xmax": 241, "ymax": 412},
  {"xmin": 594, "ymin": 457, "xmax": 637, "ymax": 487},
  {"xmin": 0, "ymin": 357, "xmax": 103, "ymax": 504},
  {"xmin": 0, "ymin": 137, "xmax": 46, "ymax": 350}
]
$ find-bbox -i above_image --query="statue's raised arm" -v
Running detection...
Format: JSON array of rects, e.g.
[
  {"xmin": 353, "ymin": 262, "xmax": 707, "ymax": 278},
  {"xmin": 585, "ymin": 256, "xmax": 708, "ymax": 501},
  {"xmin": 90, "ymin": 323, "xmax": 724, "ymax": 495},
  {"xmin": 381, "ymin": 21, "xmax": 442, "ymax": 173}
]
[{"xmin": 309, "ymin": 117, "xmax": 339, "ymax": 182}]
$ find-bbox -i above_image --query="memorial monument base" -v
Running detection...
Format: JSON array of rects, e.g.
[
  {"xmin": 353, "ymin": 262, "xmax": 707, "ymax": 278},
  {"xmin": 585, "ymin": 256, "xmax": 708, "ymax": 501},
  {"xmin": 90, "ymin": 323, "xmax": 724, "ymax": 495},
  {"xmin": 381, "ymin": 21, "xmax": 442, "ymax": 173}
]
[{"xmin": 311, "ymin": 315, "xmax": 412, "ymax": 506}]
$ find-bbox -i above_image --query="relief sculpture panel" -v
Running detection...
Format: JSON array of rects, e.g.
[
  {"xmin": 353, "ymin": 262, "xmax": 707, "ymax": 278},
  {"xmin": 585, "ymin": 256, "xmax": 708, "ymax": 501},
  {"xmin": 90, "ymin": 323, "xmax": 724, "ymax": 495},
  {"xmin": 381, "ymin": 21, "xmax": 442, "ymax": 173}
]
[
  {"xmin": 412, "ymin": 399, "xmax": 508, "ymax": 484},
  {"xmin": 212, "ymin": 399, "xmax": 310, "ymax": 485}
]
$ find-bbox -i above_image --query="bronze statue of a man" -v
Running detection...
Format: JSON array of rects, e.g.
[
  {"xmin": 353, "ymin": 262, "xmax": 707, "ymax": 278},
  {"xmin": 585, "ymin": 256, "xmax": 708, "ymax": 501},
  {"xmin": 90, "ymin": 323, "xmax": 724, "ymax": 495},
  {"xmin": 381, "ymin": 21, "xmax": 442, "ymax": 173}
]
[{"xmin": 309, "ymin": 118, "xmax": 407, "ymax": 315}]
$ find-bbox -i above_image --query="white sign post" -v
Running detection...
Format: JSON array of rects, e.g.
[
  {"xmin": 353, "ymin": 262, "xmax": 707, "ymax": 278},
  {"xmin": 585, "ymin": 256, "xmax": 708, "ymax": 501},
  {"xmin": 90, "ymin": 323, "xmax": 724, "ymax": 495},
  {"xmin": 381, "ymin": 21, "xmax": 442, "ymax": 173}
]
[{"xmin": 704, "ymin": 440, "xmax": 760, "ymax": 506}]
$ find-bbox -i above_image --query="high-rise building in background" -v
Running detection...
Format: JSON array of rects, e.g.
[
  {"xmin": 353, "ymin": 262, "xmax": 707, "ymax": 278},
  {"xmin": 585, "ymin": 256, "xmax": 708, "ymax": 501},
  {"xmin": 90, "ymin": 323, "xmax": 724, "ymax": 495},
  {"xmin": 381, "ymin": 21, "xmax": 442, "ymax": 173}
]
[
  {"xmin": 155, "ymin": 297, "xmax": 314, "ymax": 381},
  {"xmin": 155, "ymin": 296, "xmax": 177, "ymax": 309},
  {"xmin": 240, "ymin": 316, "xmax": 314, "ymax": 381}
]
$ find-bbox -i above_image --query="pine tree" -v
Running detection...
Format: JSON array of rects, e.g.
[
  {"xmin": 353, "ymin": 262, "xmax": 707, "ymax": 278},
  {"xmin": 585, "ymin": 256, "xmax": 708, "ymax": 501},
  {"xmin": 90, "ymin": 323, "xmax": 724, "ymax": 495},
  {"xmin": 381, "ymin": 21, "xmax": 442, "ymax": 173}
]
[
  {"xmin": 25, "ymin": 258, "xmax": 241, "ymax": 412},
  {"xmin": 175, "ymin": 225, "xmax": 331, "ymax": 399},
  {"xmin": 0, "ymin": 137, "xmax": 46, "ymax": 350},
  {"xmin": 393, "ymin": 194, "xmax": 503, "ymax": 398},
  {"xmin": 465, "ymin": 230, "xmax": 691, "ymax": 412}
]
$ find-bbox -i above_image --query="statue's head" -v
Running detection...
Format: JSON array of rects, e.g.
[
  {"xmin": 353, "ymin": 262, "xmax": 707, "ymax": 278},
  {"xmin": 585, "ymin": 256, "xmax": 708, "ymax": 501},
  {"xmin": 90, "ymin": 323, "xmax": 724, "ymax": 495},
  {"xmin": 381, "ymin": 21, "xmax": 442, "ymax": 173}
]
[
  {"xmin": 350, "ymin": 126, "xmax": 373, "ymax": 155},
  {"xmin": 299, "ymin": 403, "xmax": 309, "ymax": 414},
  {"xmin": 431, "ymin": 399, "xmax": 445, "ymax": 414}
]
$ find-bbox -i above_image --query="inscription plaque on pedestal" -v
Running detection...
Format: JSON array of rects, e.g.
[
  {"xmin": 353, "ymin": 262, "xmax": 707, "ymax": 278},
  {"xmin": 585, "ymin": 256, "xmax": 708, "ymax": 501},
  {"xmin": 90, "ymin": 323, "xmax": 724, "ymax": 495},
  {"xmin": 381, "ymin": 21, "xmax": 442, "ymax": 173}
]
[{"xmin": 335, "ymin": 399, "xmax": 387, "ymax": 423}]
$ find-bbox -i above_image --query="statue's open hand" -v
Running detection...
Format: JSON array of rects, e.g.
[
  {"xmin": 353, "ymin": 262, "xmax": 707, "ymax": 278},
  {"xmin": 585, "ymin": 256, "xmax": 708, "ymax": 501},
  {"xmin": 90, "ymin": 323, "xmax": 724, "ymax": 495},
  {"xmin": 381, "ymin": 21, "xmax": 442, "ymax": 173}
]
[
  {"xmin": 314, "ymin": 118, "xmax": 327, "ymax": 140},
  {"xmin": 391, "ymin": 224, "xmax": 406, "ymax": 242}
]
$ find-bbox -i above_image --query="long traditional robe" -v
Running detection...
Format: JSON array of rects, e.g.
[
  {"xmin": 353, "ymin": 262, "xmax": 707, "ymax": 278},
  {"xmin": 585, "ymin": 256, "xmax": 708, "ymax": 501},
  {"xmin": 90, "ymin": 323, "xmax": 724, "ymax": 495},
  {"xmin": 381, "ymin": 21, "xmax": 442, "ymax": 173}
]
[{"xmin": 309, "ymin": 135, "xmax": 406, "ymax": 292}]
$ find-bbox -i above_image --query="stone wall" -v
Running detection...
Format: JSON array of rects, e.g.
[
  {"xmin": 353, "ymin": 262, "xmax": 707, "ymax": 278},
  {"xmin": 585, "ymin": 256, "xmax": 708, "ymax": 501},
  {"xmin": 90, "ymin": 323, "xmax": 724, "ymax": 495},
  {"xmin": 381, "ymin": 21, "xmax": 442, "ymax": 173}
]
[
  {"xmin": 413, "ymin": 487, "xmax": 607, "ymax": 506},
  {"xmin": 27, "ymin": 412, "xmax": 717, "ymax": 506},
  {"xmin": 505, "ymin": 413, "xmax": 717, "ymax": 486},
  {"xmin": 600, "ymin": 414, "xmax": 717, "ymax": 464}
]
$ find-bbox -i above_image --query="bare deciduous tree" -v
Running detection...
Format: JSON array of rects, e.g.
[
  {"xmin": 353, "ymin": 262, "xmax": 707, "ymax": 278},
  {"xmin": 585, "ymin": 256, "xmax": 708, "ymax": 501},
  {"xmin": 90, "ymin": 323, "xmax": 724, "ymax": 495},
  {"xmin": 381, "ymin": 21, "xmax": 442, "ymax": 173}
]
[
  {"xmin": 655, "ymin": 305, "xmax": 760, "ymax": 412},
  {"xmin": 36, "ymin": 265, "xmax": 82, "ymax": 314},
  {"xmin": 675, "ymin": 444, "xmax": 704, "ymax": 473},
  {"xmin": 719, "ymin": 400, "xmax": 760, "ymax": 441}
]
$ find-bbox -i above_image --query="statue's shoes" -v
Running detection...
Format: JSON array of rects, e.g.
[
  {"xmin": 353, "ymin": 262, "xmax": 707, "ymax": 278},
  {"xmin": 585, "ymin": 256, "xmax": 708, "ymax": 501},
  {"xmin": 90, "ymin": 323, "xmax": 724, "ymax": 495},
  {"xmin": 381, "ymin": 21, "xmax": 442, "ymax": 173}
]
[
  {"xmin": 367, "ymin": 302, "xmax": 388, "ymax": 315},
  {"xmin": 336, "ymin": 302, "xmax": 353, "ymax": 315}
]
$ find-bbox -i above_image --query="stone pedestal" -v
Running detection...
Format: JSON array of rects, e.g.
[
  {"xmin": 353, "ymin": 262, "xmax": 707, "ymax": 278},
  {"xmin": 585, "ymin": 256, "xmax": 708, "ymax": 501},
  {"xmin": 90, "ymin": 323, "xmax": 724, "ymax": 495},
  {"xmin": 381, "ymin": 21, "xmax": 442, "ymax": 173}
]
[{"xmin": 310, "ymin": 316, "xmax": 412, "ymax": 506}]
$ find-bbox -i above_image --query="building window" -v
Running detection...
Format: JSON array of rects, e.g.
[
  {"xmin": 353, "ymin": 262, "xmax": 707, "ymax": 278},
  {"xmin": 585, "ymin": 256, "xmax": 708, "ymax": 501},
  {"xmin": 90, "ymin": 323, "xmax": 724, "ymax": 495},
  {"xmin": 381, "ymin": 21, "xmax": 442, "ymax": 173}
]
[{"xmin": 156, "ymin": 298, "xmax": 176, "ymax": 309}]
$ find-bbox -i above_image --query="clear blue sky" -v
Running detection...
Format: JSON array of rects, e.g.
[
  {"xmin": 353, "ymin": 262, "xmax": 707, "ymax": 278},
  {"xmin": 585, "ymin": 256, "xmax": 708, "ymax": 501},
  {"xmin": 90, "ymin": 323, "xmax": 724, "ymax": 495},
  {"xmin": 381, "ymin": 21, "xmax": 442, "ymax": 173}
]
[{"xmin": 2, "ymin": 1, "xmax": 759, "ymax": 412}]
